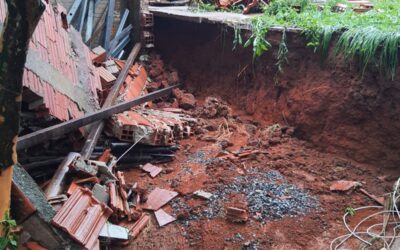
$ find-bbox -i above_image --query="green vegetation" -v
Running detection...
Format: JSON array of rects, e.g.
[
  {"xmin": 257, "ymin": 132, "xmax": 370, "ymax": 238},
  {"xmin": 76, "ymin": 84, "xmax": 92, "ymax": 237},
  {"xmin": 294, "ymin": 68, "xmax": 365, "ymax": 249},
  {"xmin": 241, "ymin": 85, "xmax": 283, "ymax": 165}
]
[
  {"xmin": 0, "ymin": 211, "xmax": 18, "ymax": 250},
  {"xmin": 345, "ymin": 207, "xmax": 356, "ymax": 216},
  {"xmin": 246, "ymin": 0, "xmax": 400, "ymax": 79},
  {"xmin": 276, "ymin": 28, "xmax": 288, "ymax": 73}
]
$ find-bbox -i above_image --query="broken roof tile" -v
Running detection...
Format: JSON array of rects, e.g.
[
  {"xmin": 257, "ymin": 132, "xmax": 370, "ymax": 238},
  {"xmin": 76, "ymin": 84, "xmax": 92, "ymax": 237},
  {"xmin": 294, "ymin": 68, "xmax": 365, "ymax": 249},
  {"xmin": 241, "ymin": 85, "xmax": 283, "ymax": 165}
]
[
  {"xmin": 142, "ymin": 187, "xmax": 178, "ymax": 211},
  {"xmin": 52, "ymin": 188, "xmax": 112, "ymax": 250},
  {"xmin": 108, "ymin": 182, "xmax": 124, "ymax": 214},
  {"xmin": 154, "ymin": 209, "xmax": 176, "ymax": 227},
  {"xmin": 142, "ymin": 163, "xmax": 162, "ymax": 178},
  {"xmin": 126, "ymin": 214, "xmax": 150, "ymax": 238},
  {"xmin": 97, "ymin": 66, "xmax": 117, "ymax": 88},
  {"xmin": 17, "ymin": 2, "xmax": 101, "ymax": 121},
  {"xmin": 226, "ymin": 207, "xmax": 249, "ymax": 223},
  {"xmin": 329, "ymin": 180, "xmax": 361, "ymax": 192}
]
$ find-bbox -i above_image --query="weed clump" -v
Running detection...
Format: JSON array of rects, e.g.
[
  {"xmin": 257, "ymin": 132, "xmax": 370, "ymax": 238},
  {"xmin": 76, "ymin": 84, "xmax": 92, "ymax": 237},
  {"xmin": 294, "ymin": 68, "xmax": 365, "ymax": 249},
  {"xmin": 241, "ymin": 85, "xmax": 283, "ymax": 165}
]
[{"xmin": 246, "ymin": 0, "xmax": 400, "ymax": 79}]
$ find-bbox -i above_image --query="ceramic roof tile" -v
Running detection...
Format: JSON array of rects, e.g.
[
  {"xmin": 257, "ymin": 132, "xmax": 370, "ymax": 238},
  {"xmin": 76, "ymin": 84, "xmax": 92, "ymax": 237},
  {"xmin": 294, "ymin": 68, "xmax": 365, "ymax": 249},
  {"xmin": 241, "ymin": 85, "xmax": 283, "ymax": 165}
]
[
  {"xmin": 0, "ymin": 1, "xmax": 98, "ymax": 122},
  {"xmin": 9, "ymin": 1, "xmax": 102, "ymax": 121},
  {"xmin": 142, "ymin": 187, "xmax": 178, "ymax": 211},
  {"xmin": 52, "ymin": 188, "xmax": 112, "ymax": 250},
  {"xmin": 97, "ymin": 66, "xmax": 117, "ymax": 85},
  {"xmin": 154, "ymin": 209, "xmax": 176, "ymax": 227}
]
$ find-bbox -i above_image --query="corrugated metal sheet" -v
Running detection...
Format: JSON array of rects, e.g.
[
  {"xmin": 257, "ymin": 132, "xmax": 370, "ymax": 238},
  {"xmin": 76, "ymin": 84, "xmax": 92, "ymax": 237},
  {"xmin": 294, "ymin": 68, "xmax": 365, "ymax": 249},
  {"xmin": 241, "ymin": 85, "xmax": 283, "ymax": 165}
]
[{"xmin": 52, "ymin": 188, "xmax": 112, "ymax": 250}]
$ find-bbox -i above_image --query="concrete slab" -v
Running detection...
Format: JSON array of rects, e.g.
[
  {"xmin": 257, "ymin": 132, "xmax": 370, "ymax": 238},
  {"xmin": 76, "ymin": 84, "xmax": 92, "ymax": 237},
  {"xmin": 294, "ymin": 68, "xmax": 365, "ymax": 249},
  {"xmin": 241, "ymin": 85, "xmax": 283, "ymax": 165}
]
[
  {"xmin": 149, "ymin": 6, "xmax": 302, "ymax": 32},
  {"xmin": 12, "ymin": 164, "xmax": 80, "ymax": 249},
  {"xmin": 149, "ymin": 6, "xmax": 256, "ymax": 29}
]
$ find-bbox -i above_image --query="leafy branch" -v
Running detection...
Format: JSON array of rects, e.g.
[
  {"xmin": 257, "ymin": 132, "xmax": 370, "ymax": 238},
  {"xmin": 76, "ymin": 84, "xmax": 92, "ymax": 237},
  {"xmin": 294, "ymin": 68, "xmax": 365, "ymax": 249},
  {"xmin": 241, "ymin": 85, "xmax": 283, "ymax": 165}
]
[{"xmin": 0, "ymin": 211, "xmax": 18, "ymax": 250}]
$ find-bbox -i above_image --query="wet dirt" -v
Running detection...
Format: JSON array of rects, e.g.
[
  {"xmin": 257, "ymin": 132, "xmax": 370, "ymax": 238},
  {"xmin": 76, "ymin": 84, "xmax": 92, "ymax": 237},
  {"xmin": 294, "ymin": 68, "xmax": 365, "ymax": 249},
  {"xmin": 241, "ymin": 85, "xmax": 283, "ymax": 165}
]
[
  {"xmin": 115, "ymin": 18, "xmax": 400, "ymax": 249},
  {"xmin": 119, "ymin": 98, "xmax": 398, "ymax": 249},
  {"xmin": 154, "ymin": 18, "xmax": 400, "ymax": 170}
]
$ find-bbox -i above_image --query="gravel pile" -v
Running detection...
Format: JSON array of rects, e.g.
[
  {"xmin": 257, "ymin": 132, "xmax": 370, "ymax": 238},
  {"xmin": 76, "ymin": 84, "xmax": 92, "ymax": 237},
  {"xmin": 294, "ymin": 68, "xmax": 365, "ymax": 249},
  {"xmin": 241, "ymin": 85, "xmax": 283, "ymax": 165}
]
[
  {"xmin": 172, "ymin": 169, "xmax": 319, "ymax": 223},
  {"xmin": 230, "ymin": 170, "xmax": 319, "ymax": 220},
  {"xmin": 186, "ymin": 150, "xmax": 216, "ymax": 165}
]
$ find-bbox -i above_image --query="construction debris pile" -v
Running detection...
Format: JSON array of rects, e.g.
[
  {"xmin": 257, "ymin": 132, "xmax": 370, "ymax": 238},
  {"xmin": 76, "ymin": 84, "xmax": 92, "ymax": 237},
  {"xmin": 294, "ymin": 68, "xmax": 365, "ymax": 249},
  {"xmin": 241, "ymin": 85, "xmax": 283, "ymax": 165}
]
[
  {"xmin": 13, "ymin": 35, "xmax": 324, "ymax": 247},
  {"xmin": 9, "ymin": 1, "xmax": 197, "ymax": 245},
  {"xmin": 39, "ymin": 51, "xmax": 198, "ymax": 248},
  {"xmin": 7, "ymin": 0, "xmax": 395, "ymax": 249}
]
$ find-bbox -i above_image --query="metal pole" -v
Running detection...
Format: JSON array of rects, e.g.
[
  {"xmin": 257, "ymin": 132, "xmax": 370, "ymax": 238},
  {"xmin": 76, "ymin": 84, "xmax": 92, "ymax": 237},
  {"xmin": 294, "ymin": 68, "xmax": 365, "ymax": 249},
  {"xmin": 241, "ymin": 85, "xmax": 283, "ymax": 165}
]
[
  {"xmin": 80, "ymin": 43, "xmax": 141, "ymax": 159},
  {"xmin": 17, "ymin": 85, "xmax": 178, "ymax": 150}
]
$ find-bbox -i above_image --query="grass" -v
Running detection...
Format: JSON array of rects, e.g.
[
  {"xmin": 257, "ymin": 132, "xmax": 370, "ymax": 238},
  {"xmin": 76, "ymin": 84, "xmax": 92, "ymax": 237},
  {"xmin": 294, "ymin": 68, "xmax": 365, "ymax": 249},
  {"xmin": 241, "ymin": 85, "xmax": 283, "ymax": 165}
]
[{"xmin": 245, "ymin": 0, "xmax": 400, "ymax": 79}]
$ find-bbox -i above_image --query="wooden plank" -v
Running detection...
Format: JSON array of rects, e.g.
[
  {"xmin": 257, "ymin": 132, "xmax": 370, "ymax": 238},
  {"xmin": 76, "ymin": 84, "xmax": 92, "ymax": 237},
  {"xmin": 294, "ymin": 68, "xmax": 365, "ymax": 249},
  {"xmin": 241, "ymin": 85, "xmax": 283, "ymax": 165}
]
[
  {"xmin": 67, "ymin": 0, "xmax": 83, "ymax": 23},
  {"xmin": 79, "ymin": 0, "xmax": 89, "ymax": 32},
  {"xmin": 109, "ymin": 24, "xmax": 132, "ymax": 52},
  {"xmin": 103, "ymin": 0, "xmax": 116, "ymax": 51},
  {"xmin": 85, "ymin": 0, "xmax": 95, "ymax": 42}
]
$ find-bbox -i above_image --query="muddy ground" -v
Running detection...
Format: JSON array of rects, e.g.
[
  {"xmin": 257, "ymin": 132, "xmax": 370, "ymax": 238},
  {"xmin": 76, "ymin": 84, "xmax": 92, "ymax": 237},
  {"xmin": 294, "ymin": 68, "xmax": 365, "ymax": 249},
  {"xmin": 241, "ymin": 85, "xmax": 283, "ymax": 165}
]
[
  {"xmin": 154, "ymin": 18, "xmax": 400, "ymax": 169},
  {"xmin": 119, "ymin": 98, "xmax": 397, "ymax": 249},
  {"xmin": 115, "ymin": 19, "xmax": 400, "ymax": 249}
]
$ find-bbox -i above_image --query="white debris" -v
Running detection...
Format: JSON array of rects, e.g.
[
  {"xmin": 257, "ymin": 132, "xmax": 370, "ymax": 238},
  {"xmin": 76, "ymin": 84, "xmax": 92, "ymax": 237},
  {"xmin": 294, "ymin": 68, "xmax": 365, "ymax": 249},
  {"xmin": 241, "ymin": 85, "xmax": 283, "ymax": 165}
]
[{"xmin": 194, "ymin": 190, "xmax": 213, "ymax": 200}]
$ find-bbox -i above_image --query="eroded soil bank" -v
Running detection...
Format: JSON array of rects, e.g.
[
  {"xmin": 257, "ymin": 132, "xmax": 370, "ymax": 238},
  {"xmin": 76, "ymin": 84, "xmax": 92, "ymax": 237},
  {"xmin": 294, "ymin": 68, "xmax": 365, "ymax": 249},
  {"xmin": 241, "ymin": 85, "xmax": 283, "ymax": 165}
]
[
  {"xmin": 112, "ymin": 18, "xmax": 400, "ymax": 249},
  {"xmin": 154, "ymin": 17, "xmax": 400, "ymax": 170}
]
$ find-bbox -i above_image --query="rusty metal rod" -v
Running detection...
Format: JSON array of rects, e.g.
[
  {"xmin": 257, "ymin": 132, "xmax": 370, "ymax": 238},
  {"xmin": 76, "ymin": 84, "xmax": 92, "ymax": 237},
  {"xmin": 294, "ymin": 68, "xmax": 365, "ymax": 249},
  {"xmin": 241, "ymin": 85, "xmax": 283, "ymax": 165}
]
[
  {"xmin": 80, "ymin": 43, "xmax": 141, "ymax": 160},
  {"xmin": 17, "ymin": 85, "xmax": 178, "ymax": 150}
]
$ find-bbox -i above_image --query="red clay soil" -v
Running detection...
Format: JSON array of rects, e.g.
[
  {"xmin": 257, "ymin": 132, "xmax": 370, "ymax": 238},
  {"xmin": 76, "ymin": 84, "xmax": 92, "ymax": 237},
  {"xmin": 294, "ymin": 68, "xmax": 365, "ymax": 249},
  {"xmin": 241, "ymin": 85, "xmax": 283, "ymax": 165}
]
[
  {"xmin": 112, "ymin": 18, "xmax": 400, "ymax": 249},
  {"xmin": 117, "ymin": 102, "xmax": 398, "ymax": 249},
  {"xmin": 154, "ymin": 18, "xmax": 400, "ymax": 170}
]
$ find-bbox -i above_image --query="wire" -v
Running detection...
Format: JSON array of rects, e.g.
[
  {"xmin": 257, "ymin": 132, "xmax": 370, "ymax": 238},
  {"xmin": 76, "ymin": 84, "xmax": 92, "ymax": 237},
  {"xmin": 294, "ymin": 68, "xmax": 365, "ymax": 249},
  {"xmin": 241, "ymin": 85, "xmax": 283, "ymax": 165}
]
[
  {"xmin": 330, "ymin": 177, "xmax": 400, "ymax": 249},
  {"xmin": 115, "ymin": 133, "xmax": 147, "ymax": 164}
]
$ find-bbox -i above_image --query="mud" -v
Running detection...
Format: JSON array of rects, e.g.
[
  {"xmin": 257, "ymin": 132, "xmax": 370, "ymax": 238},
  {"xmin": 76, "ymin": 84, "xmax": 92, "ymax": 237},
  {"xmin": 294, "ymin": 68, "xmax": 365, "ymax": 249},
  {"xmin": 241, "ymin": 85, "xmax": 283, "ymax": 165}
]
[
  {"xmin": 116, "ymin": 18, "xmax": 400, "ymax": 249},
  {"xmin": 119, "ymin": 102, "xmax": 398, "ymax": 249},
  {"xmin": 154, "ymin": 18, "xmax": 400, "ymax": 169}
]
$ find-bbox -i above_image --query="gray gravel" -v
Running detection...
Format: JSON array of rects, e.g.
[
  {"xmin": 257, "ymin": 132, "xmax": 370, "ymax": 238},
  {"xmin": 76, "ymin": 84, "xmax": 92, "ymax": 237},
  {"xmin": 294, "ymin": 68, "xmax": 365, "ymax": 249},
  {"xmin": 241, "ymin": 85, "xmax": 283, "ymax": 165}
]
[
  {"xmin": 172, "ymin": 169, "xmax": 319, "ymax": 223},
  {"xmin": 187, "ymin": 150, "xmax": 216, "ymax": 165}
]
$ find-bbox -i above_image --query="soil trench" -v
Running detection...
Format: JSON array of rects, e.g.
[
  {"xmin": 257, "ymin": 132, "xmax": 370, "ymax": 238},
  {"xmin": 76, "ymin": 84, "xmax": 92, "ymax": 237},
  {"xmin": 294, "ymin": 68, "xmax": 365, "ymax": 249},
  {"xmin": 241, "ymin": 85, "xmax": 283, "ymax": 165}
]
[
  {"xmin": 154, "ymin": 17, "xmax": 400, "ymax": 169},
  {"xmin": 117, "ymin": 19, "xmax": 400, "ymax": 249}
]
